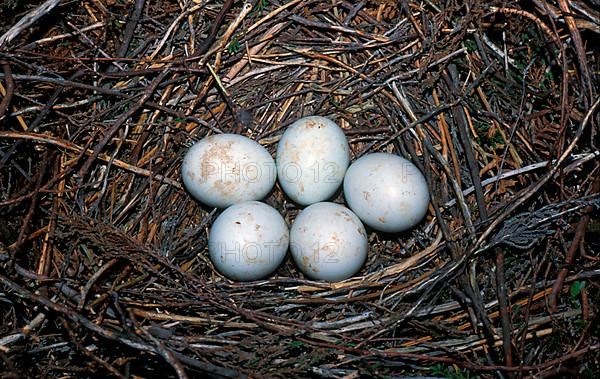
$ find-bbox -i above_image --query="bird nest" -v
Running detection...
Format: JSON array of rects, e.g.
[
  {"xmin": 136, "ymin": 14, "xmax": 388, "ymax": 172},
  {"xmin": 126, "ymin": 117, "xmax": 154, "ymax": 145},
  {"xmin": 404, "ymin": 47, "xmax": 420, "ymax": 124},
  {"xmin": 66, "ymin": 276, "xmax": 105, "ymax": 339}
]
[{"xmin": 1, "ymin": 1, "xmax": 599, "ymax": 378}]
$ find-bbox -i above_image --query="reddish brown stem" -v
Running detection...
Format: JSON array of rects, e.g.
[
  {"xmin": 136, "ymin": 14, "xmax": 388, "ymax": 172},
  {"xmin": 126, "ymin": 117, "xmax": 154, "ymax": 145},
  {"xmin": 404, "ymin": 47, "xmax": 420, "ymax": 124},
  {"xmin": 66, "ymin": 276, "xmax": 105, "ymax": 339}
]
[{"xmin": 549, "ymin": 177, "xmax": 600, "ymax": 311}]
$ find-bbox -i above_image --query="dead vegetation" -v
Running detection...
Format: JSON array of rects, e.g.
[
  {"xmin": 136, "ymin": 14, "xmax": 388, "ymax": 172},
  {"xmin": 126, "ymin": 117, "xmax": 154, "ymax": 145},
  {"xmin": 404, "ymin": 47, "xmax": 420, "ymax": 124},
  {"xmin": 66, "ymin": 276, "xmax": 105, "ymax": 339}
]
[{"xmin": 0, "ymin": 0, "xmax": 599, "ymax": 377}]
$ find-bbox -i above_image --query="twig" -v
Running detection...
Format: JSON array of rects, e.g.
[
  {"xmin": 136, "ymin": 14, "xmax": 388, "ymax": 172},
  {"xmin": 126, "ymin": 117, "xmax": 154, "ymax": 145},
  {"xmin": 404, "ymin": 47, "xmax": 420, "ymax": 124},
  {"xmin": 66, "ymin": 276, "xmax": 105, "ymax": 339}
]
[
  {"xmin": 444, "ymin": 65, "xmax": 488, "ymax": 223},
  {"xmin": 0, "ymin": 0, "xmax": 61, "ymax": 48},
  {"xmin": 115, "ymin": 0, "xmax": 145, "ymax": 59},
  {"xmin": 23, "ymin": 21, "xmax": 104, "ymax": 48},
  {"xmin": 0, "ymin": 273, "xmax": 244, "ymax": 378},
  {"xmin": 0, "ymin": 73, "xmax": 210, "ymax": 128},
  {"xmin": 77, "ymin": 69, "xmax": 170, "ymax": 182},
  {"xmin": 0, "ymin": 130, "xmax": 182, "ymax": 189},
  {"xmin": 8, "ymin": 155, "xmax": 47, "ymax": 263},
  {"xmin": 442, "ymin": 152, "xmax": 599, "ymax": 208},
  {"xmin": 62, "ymin": 319, "xmax": 127, "ymax": 379},
  {"xmin": 556, "ymin": 0, "xmax": 594, "ymax": 104},
  {"xmin": 148, "ymin": 2, "xmax": 206, "ymax": 60},
  {"xmin": 0, "ymin": 60, "xmax": 14, "ymax": 119},
  {"xmin": 187, "ymin": 0, "xmax": 233, "ymax": 60},
  {"xmin": 495, "ymin": 249, "xmax": 513, "ymax": 370},
  {"xmin": 476, "ymin": 97, "xmax": 600, "ymax": 248},
  {"xmin": 549, "ymin": 176, "xmax": 600, "ymax": 311},
  {"xmin": 77, "ymin": 258, "xmax": 118, "ymax": 310}
]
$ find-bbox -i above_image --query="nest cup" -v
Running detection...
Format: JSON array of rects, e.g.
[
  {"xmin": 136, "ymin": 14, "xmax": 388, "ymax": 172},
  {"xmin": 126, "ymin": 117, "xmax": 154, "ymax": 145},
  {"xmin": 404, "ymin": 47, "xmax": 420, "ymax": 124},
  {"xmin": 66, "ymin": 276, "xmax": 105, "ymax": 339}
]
[{"xmin": 1, "ymin": 0, "xmax": 598, "ymax": 377}]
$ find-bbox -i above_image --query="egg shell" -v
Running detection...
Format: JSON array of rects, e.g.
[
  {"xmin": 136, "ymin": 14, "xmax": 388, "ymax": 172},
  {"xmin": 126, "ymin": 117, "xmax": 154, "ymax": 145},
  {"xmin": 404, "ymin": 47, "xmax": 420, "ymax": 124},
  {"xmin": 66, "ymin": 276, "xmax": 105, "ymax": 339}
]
[
  {"xmin": 276, "ymin": 116, "xmax": 350, "ymax": 205},
  {"xmin": 343, "ymin": 153, "xmax": 429, "ymax": 233},
  {"xmin": 208, "ymin": 201, "xmax": 289, "ymax": 281},
  {"xmin": 290, "ymin": 202, "xmax": 368, "ymax": 281},
  {"xmin": 182, "ymin": 134, "xmax": 276, "ymax": 208}
]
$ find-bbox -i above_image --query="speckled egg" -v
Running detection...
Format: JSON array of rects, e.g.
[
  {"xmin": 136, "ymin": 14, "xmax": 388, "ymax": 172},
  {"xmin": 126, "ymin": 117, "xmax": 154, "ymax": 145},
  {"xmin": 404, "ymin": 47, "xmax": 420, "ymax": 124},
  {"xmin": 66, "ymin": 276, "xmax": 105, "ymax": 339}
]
[
  {"xmin": 276, "ymin": 116, "xmax": 350, "ymax": 205},
  {"xmin": 290, "ymin": 202, "xmax": 368, "ymax": 281},
  {"xmin": 208, "ymin": 201, "xmax": 289, "ymax": 281},
  {"xmin": 343, "ymin": 153, "xmax": 430, "ymax": 233},
  {"xmin": 182, "ymin": 134, "xmax": 276, "ymax": 208}
]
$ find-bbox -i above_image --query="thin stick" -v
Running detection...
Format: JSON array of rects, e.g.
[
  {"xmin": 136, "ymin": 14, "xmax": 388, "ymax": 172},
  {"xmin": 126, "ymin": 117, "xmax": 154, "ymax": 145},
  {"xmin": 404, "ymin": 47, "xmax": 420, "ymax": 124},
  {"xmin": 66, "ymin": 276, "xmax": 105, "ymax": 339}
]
[
  {"xmin": 0, "ymin": 0, "xmax": 61, "ymax": 48},
  {"xmin": 0, "ymin": 130, "xmax": 182, "ymax": 189}
]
